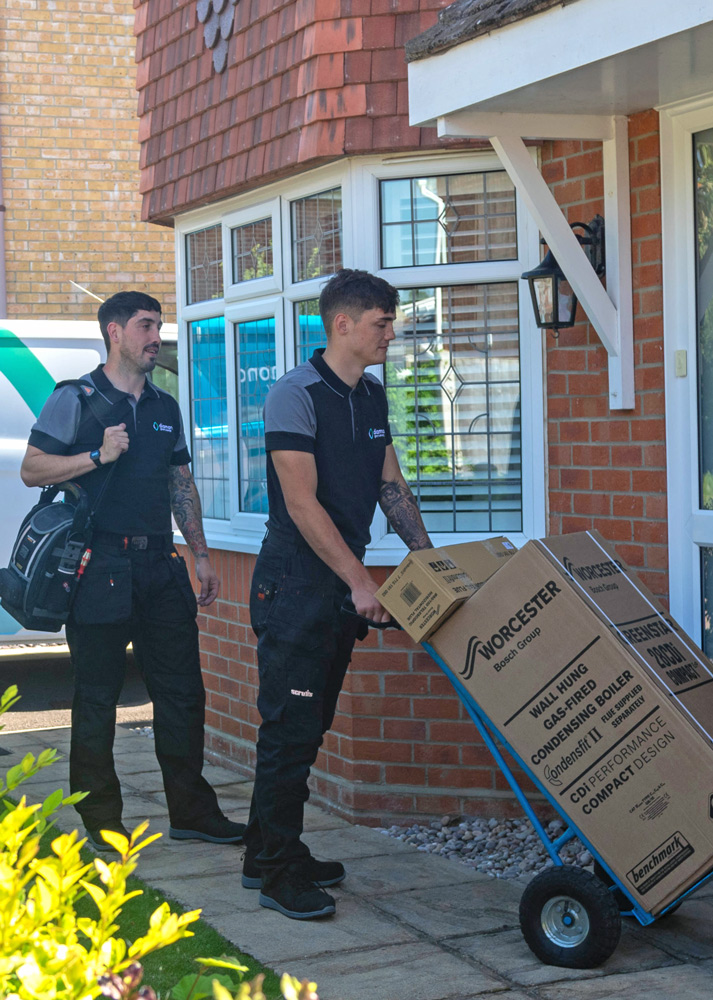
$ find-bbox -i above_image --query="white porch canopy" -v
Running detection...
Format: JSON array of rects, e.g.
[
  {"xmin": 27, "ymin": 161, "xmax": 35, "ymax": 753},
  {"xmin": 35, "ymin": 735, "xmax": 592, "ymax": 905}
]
[{"xmin": 408, "ymin": 0, "xmax": 713, "ymax": 409}]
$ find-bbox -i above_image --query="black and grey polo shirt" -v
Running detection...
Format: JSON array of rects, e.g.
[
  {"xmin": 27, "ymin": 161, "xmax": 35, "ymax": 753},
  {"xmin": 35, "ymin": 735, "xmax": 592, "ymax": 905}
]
[
  {"xmin": 28, "ymin": 364, "xmax": 190, "ymax": 535},
  {"xmin": 264, "ymin": 349, "xmax": 392, "ymax": 552}
]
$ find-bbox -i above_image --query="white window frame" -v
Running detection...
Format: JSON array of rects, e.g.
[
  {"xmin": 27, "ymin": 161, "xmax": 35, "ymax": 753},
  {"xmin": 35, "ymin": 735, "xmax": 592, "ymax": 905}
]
[
  {"xmin": 661, "ymin": 92, "xmax": 713, "ymax": 641},
  {"xmin": 174, "ymin": 153, "xmax": 545, "ymax": 560}
]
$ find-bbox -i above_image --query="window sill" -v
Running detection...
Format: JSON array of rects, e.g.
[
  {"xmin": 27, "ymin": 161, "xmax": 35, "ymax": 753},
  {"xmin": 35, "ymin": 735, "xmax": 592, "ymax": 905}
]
[{"xmin": 175, "ymin": 527, "xmax": 529, "ymax": 565}]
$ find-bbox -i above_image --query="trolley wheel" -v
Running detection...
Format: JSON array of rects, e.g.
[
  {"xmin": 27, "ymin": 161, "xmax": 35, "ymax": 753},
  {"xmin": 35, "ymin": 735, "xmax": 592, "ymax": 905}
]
[
  {"xmin": 592, "ymin": 861, "xmax": 682, "ymax": 917},
  {"xmin": 519, "ymin": 866, "xmax": 621, "ymax": 968}
]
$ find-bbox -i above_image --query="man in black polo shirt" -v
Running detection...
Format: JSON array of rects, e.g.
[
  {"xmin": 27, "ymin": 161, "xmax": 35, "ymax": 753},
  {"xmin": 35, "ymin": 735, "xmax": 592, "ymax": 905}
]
[
  {"xmin": 21, "ymin": 290, "xmax": 244, "ymax": 852},
  {"xmin": 244, "ymin": 269, "xmax": 432, "ymax": 920}
]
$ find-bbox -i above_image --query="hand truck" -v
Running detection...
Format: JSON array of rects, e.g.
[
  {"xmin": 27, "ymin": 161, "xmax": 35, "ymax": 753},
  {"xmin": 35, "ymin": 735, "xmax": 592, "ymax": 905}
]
[
  {"xmin": 422, "ymin": 637, "xmax": 713, "ymax": 968},
  {"xmin": 344, "ymin": 601, "xmax": 713, "ymax": 968}
]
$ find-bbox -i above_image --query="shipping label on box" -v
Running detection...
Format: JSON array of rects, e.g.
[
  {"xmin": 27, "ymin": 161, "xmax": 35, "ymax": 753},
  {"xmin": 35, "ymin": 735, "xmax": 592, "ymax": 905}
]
[
  {"xmin": 377, "ymin": 539, "xmax": 516, "ymax": 642},
  {"xmin": 538, "ymin": 532, "xmax": 713, "ymax": 746},
  {"xmin": 427, "ymin": 542, "xmax": 713, "ymax": 913}
]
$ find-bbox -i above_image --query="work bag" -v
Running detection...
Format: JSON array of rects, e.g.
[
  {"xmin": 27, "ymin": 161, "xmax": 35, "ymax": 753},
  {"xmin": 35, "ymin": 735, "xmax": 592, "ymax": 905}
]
[
  {"xmin": 0, "ymin": 481, "xmax": 93, "ymax": 632},
  {"xmin": 0, "ymin": 378, "xmax": 119, "ymax": 632}
]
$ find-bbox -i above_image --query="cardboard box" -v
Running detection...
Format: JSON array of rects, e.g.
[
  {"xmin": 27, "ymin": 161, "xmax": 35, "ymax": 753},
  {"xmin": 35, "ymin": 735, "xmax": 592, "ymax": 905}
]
[
  {"xmin": 426, "ymin": 536, "xmax": 713, "ymax": 914},
  {"xmin": 377, "ymin": 538, "xmax": 517, "ymax": 642},
  {"xmin": 539, "ymin": 531, "xmax": 713, "ymax": 744}
]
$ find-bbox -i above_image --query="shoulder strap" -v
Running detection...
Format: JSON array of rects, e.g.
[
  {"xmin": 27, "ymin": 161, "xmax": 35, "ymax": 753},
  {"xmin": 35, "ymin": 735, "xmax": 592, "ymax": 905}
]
[
  {"xmin": 54, "ymin": 378, "xmax": 122, "ymax": 521},
  {"xmin": 55, "ymin": 378, "xmax": 118, "ymax": 430}
]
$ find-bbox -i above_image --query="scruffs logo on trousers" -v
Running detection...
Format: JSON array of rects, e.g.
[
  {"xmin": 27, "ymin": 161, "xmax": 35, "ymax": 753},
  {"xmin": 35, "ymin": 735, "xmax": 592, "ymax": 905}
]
[
  {"xmin": 153, "ymin": 421, "xmax": 173, "ymax": 432},
  {"xmin": 368, "ymin": 427, "xmax": 386, "ymax": 439},
  {"xmin": 291, "ymin": 689, "xmax": 313, "ymax": 698}
]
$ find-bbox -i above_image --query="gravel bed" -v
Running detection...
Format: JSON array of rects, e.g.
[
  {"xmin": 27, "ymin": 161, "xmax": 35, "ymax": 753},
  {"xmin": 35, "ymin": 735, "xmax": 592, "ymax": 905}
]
[{"xmin": 378, "ymin": 815, "xmax": 592, "ymax": 879}]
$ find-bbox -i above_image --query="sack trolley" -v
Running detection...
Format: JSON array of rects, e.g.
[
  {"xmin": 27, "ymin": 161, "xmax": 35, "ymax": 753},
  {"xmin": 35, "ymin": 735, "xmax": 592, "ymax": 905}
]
[{"xmin": 419, "ymin": 638, "xmax": 713, "ymax": 969}]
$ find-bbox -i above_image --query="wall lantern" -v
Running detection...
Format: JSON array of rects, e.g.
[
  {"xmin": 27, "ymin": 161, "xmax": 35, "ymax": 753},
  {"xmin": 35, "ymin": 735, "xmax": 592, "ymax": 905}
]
[{"xmin": 521, "ymin": 215, "xmax": 605, "ymax": 333}]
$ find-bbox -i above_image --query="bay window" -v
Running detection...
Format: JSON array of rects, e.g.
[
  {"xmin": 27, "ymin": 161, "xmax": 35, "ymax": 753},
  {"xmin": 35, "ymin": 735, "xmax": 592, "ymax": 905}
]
[{"xmin": 176, "ymin": 153, "xmax": 544, "ymax": 556}]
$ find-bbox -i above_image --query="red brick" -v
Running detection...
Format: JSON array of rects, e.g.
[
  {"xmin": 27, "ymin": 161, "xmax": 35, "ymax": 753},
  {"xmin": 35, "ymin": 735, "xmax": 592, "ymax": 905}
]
[{"xmin": 573, "ymin": 493, "xmax": 611, "ymax": 516}]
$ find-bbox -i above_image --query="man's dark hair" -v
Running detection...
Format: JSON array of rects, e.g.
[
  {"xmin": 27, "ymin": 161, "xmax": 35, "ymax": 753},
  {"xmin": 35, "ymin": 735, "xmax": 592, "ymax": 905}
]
[
  {"xmin": 97, "ymin": 290, "xmax": 162, "ymax": 351},
  {"xmin": 319, "ymin": 269, "xmax": 399, "ymax": 336}
]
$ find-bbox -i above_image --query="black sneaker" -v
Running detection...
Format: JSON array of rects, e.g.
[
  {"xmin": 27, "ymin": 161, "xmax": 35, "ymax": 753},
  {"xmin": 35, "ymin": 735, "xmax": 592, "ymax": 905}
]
[
  {"xmin": 259, "ymin": 863, "xmax": 336, "ymax": 920},
  {"xmin": 242, "ymin": 852, "xmax": 345, "ymax": 889},
  {"xmin": 169, "ymin": 815, "xmax": 245, "ymax": 844},
  {"xmin": 84, "ymin": 822, "xmax": 130, "ymax": 853}
]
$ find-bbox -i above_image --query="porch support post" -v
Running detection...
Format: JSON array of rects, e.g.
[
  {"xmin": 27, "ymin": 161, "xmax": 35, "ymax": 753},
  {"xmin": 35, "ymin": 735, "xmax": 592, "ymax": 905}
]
[
  {"xmin": 491, "ymin": 131, "xmax": 634, "ymax": 409},
  {"xmin": 438, "ymin": 115, "xmax": 635, "ymax": 409}
]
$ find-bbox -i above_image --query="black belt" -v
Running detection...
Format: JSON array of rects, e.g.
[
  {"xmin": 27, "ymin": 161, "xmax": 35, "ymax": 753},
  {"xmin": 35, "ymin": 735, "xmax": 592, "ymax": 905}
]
[{"xmin": 92, "ymin": 531, "xmax": 173, "ymax": 551}]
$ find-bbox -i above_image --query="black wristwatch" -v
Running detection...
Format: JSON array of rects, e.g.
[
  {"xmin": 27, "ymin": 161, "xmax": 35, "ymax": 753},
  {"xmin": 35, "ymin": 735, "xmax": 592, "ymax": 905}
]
[{"xmin": 89, "ymin": 449, "xmax": 103, "ymax": 468}]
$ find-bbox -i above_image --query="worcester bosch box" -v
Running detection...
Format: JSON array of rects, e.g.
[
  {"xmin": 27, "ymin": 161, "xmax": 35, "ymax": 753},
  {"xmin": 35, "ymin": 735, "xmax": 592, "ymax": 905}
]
[{"xmin": 424, "ymin": 533, "xmax": 713, "ymax": 915}]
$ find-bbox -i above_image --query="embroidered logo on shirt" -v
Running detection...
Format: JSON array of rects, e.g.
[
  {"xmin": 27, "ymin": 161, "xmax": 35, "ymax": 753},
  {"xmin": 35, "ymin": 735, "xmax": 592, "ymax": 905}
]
[
  {"xmin": 153, "ymin": 421, "xmax": 173, "ymax": 432},
  {"xmin": 291, "ymin": 689, "xmax": 314, "ymax": 698},
  {"xmin": 81, "ymin": 385, "xmax": 95, "ymax": 396},
  {"xmin": 368, "ymin": 427, "xmax": 386, "ymax": 439}
]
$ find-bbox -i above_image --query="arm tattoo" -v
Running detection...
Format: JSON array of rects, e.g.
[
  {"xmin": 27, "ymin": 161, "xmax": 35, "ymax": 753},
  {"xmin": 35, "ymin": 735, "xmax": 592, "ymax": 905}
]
[
  {"xmin": 379, "ymin": 478, "xmax": 433, "ymax": 551},
  {"xmin": 168, "ymin": 465, "xmax": 210, "ymax": 559}
]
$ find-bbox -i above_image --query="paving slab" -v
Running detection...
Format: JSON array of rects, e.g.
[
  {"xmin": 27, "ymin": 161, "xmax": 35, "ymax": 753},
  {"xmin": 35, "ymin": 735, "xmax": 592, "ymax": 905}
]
[
  {"xmin": 299, "ymin": 940, "xmax": 507, "ymax": 1000},
  {"xmin": 538, "ymin": 964, "xmax": 713, "ymax": 998},
  {"xmin": 335, "ymin": 849, "xmax": 481, "ymax": 896},
  {"xmin": 215, "ymin": 892, "xmax": 422, "ymax": 967},
  {"xmin": 369, "ymin": 878, "xmax": 522, "ymax": 939},
  {"xmin": 303, "ymin": 824, "xmax": 414, "ymax": 860},
  {"xmin": 624, "ymin": 898, "xmax": 713, "ymax": 960},
  {"xmin": 454, "ymin": 925, "xmax": 678, "ymax": 987}
]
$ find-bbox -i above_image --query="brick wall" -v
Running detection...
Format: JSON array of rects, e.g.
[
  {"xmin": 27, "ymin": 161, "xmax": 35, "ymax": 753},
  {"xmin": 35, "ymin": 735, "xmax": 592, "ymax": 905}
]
[
  {"xmin": 1, "ymin": 0, "xmax": 175, "ymax": 318},
  {"xmin": 542, "ymin": 109, "xmax": 667, "ymax": 602},
  {"xmin": 135, "ymin": 0, "xmax": 478, "ymax": 225},
  {"xmin": 192, "ymin": 549, "xmax": 542, "ymax": 825}
]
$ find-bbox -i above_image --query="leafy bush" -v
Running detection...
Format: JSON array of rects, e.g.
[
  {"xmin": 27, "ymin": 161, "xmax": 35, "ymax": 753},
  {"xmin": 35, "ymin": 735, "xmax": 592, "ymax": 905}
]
[{"xmin": 0, "ymin": 684, "xmax": 199, "ymax": 999}]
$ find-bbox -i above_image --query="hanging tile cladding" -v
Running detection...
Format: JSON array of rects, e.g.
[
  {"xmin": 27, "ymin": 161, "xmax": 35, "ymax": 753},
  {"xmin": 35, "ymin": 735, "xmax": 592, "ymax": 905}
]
[{"xmin": 134, "ymin": 0, "xmax": 484, "ymax": 224}]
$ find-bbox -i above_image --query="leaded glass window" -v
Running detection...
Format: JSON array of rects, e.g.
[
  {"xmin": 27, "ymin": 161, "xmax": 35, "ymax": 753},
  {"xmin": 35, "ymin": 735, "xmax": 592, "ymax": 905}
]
[
  {"xmin": 232, "ymin": 218, "xmax": 273, "ymax": 283},
  {"xmin": 186, "ymin": 225, "xmax": 223, "ymax": 304},
  {"xmin": 291, "ymin": 188, "xmax": 342, "ymax": 282},
  {"xmin": 380, "ymin": 172, "xmax": 517, "ymax": 268}
]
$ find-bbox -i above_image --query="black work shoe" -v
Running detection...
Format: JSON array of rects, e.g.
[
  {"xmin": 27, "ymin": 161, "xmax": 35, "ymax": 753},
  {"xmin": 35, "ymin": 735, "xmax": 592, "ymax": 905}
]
[
  {"xmin": 242, "ymin": 853, "xmax": 345, "ymax": 889},
  {"xmin": 84, "ymin": 822, "xmax": 130, "ymax": 853},
  {"xmin": 259, "ymin": 864, "xmax": 336, "ymax": 920},
  {"xmin": 169, "ymin": 815, "xmax": 245, "ymax": 844}
]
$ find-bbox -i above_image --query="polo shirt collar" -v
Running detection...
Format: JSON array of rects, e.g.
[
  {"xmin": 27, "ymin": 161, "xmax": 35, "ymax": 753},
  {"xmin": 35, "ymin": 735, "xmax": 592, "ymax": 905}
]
[
  {"xmin": 308, "ymin": 349, "xmax": 370, "ymax": 397},
  {"xmin": 90, "ymin": 364, "xmax": 160, "ymax": 403}
]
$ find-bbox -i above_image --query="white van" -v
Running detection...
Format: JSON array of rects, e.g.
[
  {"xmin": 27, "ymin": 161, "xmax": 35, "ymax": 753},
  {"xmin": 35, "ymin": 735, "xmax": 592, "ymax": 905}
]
[{"xmin": 0, "ymin": 319, "xmax": 177, "ymax": 645}]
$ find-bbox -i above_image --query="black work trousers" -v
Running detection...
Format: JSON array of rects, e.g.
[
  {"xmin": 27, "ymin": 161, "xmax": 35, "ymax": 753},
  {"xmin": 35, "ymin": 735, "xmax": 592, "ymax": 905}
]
[
  {"xmin": 66, "ymin": 542, "xmax": 221, "ymax": 829},
  {"xmin": 245, "ymin": 531, "xmax": 365, "ymax": 871}
]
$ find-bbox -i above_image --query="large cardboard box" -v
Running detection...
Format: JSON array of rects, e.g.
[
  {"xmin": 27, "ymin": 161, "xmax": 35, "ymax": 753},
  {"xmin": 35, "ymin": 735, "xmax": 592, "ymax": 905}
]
[
  {"xmin": 540, "ymin": 531, "xmax": 713, "ymax": 744},
  {"xmin": 425, "ymin": 536, "xmax": 713, "ymax": 915},
  {"xmin": 377, "ymin": 538, "xmax": 517, "ymax": 642}
]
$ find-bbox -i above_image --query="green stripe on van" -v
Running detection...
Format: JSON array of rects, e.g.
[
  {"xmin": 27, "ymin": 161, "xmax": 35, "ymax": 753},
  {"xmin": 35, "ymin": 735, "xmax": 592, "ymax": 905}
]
[{"xmin": 0, "ymin": 327, "xmax": 57, "ymax": 417}]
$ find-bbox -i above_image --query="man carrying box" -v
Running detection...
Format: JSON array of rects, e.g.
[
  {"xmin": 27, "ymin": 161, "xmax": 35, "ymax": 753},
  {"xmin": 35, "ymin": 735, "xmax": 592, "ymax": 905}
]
[{"xmin": 243, "ymin": 268, "xmax": 432, "ymax": 920}]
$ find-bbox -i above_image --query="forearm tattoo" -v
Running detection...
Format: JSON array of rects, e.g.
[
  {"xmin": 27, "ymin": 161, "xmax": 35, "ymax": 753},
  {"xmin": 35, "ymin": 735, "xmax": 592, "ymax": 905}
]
[
  {"xmin": 168, "ymin": 465, "xmax": 210, "ymax": 559},
  {"xmin": 379, "ymin": 479, "xmax": 433, "ymax": 551}
]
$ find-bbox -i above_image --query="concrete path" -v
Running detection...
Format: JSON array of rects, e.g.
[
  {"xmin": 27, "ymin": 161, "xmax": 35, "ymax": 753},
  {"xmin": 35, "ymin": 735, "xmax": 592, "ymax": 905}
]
[{"xmin": 3, "ymin": 725, "xmax": 713, "ymax": 1000}]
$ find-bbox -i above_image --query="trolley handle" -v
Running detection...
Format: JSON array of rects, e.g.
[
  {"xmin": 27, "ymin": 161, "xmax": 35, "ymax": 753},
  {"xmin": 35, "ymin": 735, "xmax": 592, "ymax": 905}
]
[{"xmin": 340, "ymin": 597, "xmax": 401, "ymax": 630}]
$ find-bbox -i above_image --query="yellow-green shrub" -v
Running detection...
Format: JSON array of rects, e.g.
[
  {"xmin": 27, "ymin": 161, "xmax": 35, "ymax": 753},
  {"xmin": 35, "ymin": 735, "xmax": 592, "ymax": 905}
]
[{"xmin": 0, "ymin": 684, "xmax": 199, "ymax": 999}]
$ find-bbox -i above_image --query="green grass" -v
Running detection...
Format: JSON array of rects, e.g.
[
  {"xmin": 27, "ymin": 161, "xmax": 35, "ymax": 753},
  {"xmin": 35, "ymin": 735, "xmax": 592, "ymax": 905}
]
[{"xmin": 39, "ymin": 823, "xmax": 283, "ymax": 999}]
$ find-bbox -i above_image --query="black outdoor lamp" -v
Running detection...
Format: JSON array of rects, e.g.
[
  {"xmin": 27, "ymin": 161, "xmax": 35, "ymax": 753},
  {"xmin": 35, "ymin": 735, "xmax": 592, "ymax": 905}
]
[{"xmin": 521, "ymin": 215, "xmax": 605, "ymax": 333}]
